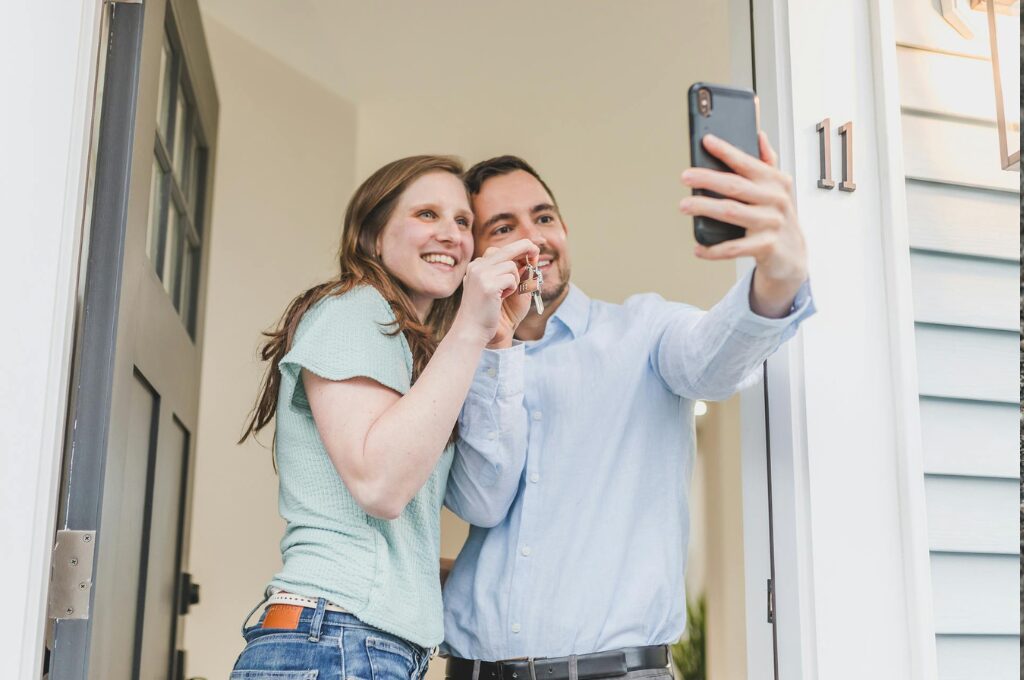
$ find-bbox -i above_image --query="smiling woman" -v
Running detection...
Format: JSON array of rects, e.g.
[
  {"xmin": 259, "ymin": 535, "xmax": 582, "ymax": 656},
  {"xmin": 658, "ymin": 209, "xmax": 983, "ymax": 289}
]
[{"xmin": 229, "ymin": 155, "xmax": 537, "ymax": 677}]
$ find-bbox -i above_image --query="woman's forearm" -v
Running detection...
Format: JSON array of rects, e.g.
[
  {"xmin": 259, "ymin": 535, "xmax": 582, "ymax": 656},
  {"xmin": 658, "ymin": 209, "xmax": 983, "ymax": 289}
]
[{"xmin": 356, "ymin": 323, "xmax": 486, "ymax": 516}]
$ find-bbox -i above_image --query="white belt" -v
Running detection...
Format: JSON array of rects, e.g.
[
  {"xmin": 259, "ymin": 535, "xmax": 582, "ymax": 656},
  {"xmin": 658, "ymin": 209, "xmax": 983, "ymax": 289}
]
[{"xmin": 266, "ymin": 590, "xmax": 349, "ymax": 613}]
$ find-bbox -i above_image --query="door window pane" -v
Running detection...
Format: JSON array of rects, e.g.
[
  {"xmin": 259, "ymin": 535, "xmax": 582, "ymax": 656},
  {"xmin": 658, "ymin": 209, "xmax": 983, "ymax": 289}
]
[
  {"xmin": 180, "ymin": 240, "xmax": 199, "ymax": 329},
  {"xmin": 157, "ymin": 36, "xmax": 174, "ymax": 144},
  {"xmin": 172, "ymin": 84, "xmax": 188, "ymax": 178},
  {"xmin": 145, "ymin": 157, "xmax": 166, "ymax": 265},
  {"xmin": 161, "ymin": 207, "xmax": 182, "ymax": 300},
  {"xmin": 184, "ymin": 128, "xmax": 199, "ymax": 202}
]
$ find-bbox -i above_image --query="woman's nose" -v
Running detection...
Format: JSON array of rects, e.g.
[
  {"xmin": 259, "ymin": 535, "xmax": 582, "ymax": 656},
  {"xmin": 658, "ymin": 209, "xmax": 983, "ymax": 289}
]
[{"xmin": 434, "ymin": 218, "xmax": 460, "ymax": 242}]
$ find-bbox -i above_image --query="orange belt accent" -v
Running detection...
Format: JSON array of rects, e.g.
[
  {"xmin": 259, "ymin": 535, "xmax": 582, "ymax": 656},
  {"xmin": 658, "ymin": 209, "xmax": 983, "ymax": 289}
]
[{"xmin": 262, "ymin": 604, "xmax": 303, "ymax": 630}]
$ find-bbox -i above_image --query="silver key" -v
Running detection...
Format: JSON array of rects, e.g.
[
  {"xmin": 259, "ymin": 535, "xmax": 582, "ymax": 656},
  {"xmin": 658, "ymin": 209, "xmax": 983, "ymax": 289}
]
[
  {"xmin": 517, "ymin": 263, "xmax": 544, "ymax": 315},
  {"xmin": 532, "ymin": 264, "xmax": 544, "ymax": 315}
]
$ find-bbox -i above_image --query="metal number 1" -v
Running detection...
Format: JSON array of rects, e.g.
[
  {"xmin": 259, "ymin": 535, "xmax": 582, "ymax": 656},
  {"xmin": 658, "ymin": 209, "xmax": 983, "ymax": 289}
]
[
  {"xmin": 816, "ymin": 118, "xmax": 835, "ymax": 190},
  {"xmin": 837, "ymin": 121, "xmax": 856, "ymax": 192}
]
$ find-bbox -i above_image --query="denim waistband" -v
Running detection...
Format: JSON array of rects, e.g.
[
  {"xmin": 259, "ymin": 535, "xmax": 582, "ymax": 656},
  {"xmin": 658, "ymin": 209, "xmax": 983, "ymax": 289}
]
[{"xmin": 242, "ymin": 593, "xmax": 428, "ymax": 656}]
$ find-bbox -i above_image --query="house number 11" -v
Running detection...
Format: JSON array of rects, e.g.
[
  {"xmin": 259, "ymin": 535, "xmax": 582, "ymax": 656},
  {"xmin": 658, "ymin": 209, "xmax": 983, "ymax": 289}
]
[{"xmin": 816, "ymin": 118, "xmax": 856, "ymax": 192}]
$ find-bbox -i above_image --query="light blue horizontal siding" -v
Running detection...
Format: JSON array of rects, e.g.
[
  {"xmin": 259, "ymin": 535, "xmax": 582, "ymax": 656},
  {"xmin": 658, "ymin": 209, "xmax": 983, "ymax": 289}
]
[
  {"xmin": 935, "ymin": 635, "xmax": 1019, "ymax": 680},
  {"xmin": 894, "ymin": 11, "xmax": 1020, "ymax": 679},
  {"xmin": 919, "ymin": 397, "xmax": 1018, "ymax": 478}
]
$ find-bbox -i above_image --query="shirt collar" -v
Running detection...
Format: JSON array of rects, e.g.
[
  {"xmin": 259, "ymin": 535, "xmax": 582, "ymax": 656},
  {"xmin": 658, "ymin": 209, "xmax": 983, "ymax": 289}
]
[{"xmin": 549, "ymin": 283, "xmax": 590, "ymax": 339}]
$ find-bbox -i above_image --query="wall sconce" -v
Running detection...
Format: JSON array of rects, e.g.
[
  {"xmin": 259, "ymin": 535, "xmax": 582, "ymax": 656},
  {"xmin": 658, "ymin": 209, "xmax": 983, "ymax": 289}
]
[{"xmin": 940, "ymin": 0, "xmax": 1020, "ymax": 170}]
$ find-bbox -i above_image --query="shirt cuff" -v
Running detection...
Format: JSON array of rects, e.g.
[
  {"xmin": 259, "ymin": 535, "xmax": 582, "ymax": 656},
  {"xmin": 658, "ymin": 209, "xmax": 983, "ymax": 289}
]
[
  {"xmin": 469, "ymin": 342, "xmax": 525, "ymax": 400},
  {"xmin": 731, "ymin": 267, "xmax": 817, "ymax": 338}
]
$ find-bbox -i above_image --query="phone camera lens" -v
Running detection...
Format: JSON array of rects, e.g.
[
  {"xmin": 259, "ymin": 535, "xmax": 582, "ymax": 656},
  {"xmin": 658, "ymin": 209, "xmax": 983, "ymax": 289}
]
[{"xmin": 697, "ymin": 88, "xmax": 712, "ymax": 117}]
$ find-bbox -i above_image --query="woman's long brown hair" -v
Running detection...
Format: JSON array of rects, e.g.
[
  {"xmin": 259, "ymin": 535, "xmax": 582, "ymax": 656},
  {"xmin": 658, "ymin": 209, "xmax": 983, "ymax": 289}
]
[{"xmin": 239, "ymin": 155, "xmax": 465, "ymax": 445}]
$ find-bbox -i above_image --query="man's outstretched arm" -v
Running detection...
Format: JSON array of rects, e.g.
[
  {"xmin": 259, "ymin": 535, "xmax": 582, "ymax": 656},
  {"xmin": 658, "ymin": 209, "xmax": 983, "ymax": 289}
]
[{"xmin": 651, "ymin": 131, "xmax": 814, "ymax": 400}]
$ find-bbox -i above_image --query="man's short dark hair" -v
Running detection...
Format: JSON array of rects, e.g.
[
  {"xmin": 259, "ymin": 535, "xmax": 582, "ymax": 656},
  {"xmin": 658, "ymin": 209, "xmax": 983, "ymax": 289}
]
[{"xmin": 463, "ymin": 155, "xmax": 559, "ymax": 209}]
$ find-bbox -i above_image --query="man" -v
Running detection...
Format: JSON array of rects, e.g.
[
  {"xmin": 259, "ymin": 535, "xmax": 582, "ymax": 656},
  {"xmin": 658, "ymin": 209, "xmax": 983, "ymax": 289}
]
[{"xmin": 442, "ymin": 133, "xmax": 813, "ymax": 679}]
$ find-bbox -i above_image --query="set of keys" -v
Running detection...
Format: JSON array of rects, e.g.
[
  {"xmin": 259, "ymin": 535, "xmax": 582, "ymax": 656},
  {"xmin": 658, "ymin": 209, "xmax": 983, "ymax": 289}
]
[{"xmin": 517, "ymin": 261, "xmax": 544, "ymax": 315}]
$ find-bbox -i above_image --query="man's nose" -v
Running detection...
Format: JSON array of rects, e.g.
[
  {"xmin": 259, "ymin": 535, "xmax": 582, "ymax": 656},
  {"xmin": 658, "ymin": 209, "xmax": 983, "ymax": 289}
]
[{"xmin": 522, "ymin": 223, "xmax": 547, "ymax": 247}]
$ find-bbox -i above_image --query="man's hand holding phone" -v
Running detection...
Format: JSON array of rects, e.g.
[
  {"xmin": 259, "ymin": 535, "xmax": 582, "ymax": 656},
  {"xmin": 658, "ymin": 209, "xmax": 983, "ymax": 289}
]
[{"xmin": 680, "ymin": 131, "xmax": 809, "ymax": 319}]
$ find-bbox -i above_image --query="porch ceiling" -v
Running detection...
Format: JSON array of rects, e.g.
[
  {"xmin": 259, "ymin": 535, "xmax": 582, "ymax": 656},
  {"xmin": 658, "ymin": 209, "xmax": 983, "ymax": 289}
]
[{"xmin": 197, "ymin": 0, "xmax": 705, "ymax": 100}]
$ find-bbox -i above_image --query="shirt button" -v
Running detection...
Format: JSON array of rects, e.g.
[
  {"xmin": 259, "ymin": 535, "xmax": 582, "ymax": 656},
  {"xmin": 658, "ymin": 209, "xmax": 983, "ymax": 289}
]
[
  {"xmin": 521, "ymin": 546, "xmax": 532, "ymax": 556},
  {"xmin": 486, "ymin": 367, "xmax": 497, "ymax": 378},
  {"xmin": 511, "ymin": 623, "xmax": 522, "ymax": 633},
  {"xmin": 487, "ymin": 431, "xmax": 497, "ymax": 440},
  {"xmin": 532, "ymin": 411, "xmax": 543, "ymax": 421},
  {"xmin": 529, "ymin": 472, "xmax": 540, "ymax": 483}
]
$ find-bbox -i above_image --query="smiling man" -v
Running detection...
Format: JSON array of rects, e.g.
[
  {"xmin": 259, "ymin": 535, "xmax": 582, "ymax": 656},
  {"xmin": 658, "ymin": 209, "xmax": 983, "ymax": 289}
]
[{"xmin": 441, "ymin": 134, "xmax": 815, "ymax": 680}]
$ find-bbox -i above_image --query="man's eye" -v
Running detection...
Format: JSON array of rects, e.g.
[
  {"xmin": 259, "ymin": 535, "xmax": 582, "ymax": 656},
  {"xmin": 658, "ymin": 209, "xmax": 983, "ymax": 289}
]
[
  {"xmin": 537, "ymin": 215, "xmax": 554, "ymax": 225},
  {"xmin": 494, "ymin": 225, "xmax": 514, "ymax": 236}
]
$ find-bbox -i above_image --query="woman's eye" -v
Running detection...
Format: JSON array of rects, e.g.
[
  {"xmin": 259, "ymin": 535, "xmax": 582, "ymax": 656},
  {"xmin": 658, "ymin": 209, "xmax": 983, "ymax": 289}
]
[
  {"xmin": 537, "ymin": 215, "xmax": 554, "ymax": 225},
  {"xmin": 456, "ymin": 217, "xmax": 471, "ymax": 229},
  {"xmin": 418, "ymin": 210, "xmax": 437, "ymax": 219}
]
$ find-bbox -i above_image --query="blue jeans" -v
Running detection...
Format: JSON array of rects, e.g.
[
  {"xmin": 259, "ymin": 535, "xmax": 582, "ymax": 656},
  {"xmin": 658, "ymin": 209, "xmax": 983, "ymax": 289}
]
[{"xmin": 231, "ymin": 597, "xmax": 432, "ymax": 680}]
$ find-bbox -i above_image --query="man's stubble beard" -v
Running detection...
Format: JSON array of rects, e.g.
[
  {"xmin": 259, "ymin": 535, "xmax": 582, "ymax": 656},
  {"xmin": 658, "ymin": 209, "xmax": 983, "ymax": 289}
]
[{"xmin": 541, "ymin": 260, "xmax": 571, "ymax": 304}]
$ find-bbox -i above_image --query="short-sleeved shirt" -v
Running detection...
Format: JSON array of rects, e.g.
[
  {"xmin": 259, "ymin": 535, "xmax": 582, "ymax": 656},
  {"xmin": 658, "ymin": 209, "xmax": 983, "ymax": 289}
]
[{"xmin": 268, "ymin": 284, "xmax": 454, "ymax": 648}]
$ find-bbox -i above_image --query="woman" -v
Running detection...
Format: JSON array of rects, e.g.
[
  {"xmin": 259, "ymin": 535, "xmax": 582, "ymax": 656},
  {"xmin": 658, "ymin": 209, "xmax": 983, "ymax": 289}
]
[{"xmin": 231, "ymin": 155, "xmax": 538, "ymax": 680}]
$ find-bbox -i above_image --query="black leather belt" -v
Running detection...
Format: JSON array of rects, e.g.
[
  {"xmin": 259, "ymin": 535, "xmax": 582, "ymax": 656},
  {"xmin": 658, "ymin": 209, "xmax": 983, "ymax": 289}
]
[{"xmin": 445, "ymin": 645, "xmax": 669, "ymax": 680}]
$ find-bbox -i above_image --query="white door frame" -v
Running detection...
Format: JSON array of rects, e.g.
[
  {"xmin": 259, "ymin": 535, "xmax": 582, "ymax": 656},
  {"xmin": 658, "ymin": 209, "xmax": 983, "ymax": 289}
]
[
  {"xmin": 738, "ymin": 0, "xmax": 939, "ymax": 678},
  {"xmin": 1, "ymin": 3, "xmax": 106, "ymax": 679}
]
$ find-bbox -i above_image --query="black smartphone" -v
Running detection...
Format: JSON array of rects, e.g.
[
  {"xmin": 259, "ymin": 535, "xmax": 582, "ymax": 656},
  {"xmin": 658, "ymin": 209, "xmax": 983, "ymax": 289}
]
[{"xmin": 687, "ymin": 82, "xmax": 760, "ymax": 246}]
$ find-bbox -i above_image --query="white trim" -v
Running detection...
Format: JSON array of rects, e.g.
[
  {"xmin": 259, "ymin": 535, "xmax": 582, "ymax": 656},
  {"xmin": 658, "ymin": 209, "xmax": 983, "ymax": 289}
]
[
  {"xmin": 866, "ymin": 1, "xmax": 940, "ymax": 677},
  {"xmin": 746, "ymin": 1, "xmax": 820, "ymax": 677},
  {"xmin": 4, "ymin": 4, "xmax": 105, "ymax": 677}
]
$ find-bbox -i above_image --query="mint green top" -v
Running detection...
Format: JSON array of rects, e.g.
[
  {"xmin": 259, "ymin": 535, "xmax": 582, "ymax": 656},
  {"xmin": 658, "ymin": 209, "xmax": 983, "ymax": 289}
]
[{"xmin": 269, "ymin": 284, "xmax": 453, "ymax": 647}]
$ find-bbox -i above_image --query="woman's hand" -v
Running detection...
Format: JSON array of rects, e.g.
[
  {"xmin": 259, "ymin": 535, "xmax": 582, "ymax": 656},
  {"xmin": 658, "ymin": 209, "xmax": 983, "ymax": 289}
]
[
  {"xmin": 452, "ymin": 239, "xmax": 540, "ymax": 346},
  {"xmin": 489, "ymin": 271, "xmax": 537, "ymax": 348}
]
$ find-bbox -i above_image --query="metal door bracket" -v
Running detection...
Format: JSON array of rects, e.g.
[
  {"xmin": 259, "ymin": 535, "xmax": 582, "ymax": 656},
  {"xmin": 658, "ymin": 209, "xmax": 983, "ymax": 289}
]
[{"xmin": 47, "ymin": 530, "xmax": 96, "ymax": 620}]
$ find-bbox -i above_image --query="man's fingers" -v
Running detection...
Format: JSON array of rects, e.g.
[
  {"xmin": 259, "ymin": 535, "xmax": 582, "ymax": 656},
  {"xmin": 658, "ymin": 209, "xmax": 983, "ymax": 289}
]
[
  {"xmin": 701, "ymin": 134, "xmax": 772, "ymax": 180},
  {"xmin": 759, "ymin": 131, "xmax": 779, "ymax": 167},
  {"xmin": 680, "ymin": 196, "xmax": 782, "ymax": 232},
  {"xmin": 694, "ymin": 231, "xmax": 777, "ymax": 261},
  {"xmin": 681, "ymin": 168, "xmax": 779, "ymax": 207}
]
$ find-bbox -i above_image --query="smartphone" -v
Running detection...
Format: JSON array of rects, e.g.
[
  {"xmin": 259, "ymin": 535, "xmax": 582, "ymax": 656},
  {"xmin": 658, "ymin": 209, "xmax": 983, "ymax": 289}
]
[{"xmin": 687, "ymin": 83, "xmax": 760, "ymax": 246}]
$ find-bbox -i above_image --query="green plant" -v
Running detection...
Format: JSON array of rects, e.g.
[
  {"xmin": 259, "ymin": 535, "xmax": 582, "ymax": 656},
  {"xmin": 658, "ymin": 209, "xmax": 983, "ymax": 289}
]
[{"xmin": 670, "ymin": 594, "xmax": 706, "ymax": 680}]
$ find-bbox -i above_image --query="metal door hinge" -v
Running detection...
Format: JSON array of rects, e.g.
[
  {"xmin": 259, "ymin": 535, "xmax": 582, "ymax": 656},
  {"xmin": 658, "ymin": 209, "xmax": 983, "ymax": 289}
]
[
  {"xmin": 47, "ymin": 530, "xmax": 96, "ymax": 620},
  {"xmin": 104, "ymin": 0, "xmax": 143, "ymax": 4},
  {"xmin": 766, "ymin": 578, "xmax": 775, "ymax": 623}
]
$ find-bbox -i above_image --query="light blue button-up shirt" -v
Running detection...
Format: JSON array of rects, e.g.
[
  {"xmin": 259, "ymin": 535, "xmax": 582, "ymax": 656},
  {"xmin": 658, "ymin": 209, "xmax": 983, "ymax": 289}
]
[{"xmin": 443, "ymin": 268, "xmax": 814, "ymax": 661}]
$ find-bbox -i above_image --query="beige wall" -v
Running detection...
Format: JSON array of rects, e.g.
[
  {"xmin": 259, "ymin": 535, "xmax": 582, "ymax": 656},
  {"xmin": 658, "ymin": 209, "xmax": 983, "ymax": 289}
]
[
  {"xmin": 183, "ymin": 17, "xmax": 358, "ymax": 680},
  {"xmin": 187, "ymin": 3, "xmax": 749, "ymax": 679}
]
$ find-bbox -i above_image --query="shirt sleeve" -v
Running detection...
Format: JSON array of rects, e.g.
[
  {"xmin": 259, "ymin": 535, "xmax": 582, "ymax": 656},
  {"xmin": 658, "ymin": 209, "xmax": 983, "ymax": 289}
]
[
  {"xmin": 648, "ymin": 267, "xmax": 815, "ymax": 400},
  {"xmin": 445, "ymin": 343, "xmax": 529, "ymax": 528},
  {"xmin": 279, "ymin": 287, "xmax": 413, "ymax": 412}
]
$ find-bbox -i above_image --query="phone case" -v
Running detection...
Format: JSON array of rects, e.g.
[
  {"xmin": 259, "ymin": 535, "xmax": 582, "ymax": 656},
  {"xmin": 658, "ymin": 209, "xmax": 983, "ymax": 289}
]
[{"xmin": 687, "ymin": 83, "xmax": 760, "ymax": 246}]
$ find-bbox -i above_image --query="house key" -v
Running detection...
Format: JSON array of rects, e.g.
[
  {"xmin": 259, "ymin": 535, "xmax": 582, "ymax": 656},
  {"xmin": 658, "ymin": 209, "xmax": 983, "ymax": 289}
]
[{"xmin": 517, "ymin": 261, "xmax": 544, "ymax": 315}]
